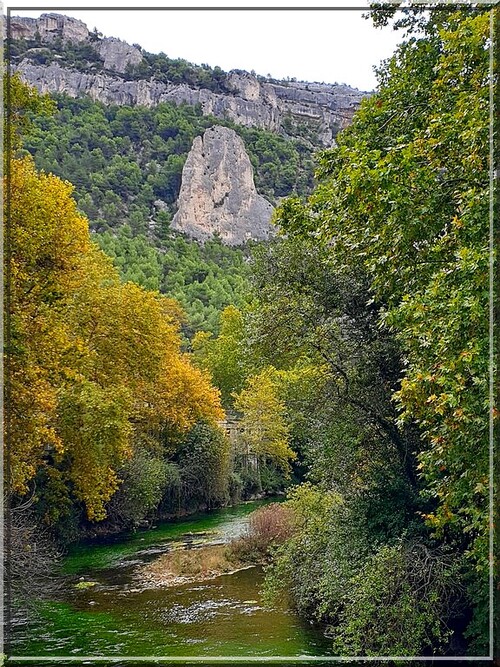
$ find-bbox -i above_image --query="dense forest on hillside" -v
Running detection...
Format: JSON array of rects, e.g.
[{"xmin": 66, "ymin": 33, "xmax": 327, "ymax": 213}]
[
  {"xmin": 6, "ymin": 5, "xmax": 496, "ymax": 659},
  {"xmin": 97, "ymin": 229, "xmax": 251, "ymax": 335},
  {"xmin": 20, "ymin": 93, "xmax": 317, "ymax": 334},
  {"xmin": 24, "ymin": 93, "xmax": 316, "ymax": 229}
]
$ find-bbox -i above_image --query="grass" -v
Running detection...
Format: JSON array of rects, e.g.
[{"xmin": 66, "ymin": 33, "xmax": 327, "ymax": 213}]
[
  {"xmin": 141, "ymin": 504, "xmax": 294, "ymax": 588},
  {"xmin": 141, "ymin": 544, "xmax": 250, "ymax": 587}
]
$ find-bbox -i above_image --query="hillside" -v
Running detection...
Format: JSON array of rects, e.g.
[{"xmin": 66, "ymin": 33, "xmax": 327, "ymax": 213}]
[
  {"xmin": 9, "ymin": 13, "xmax": 368, "ymax": 147},
  {"xmin": 9, "ymin": 12, "xmax": 369, "ymax": 333}
]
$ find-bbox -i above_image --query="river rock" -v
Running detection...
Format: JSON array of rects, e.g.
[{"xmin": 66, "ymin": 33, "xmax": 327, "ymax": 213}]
[{"xmin": 171, "ymin": 126, "xmax": 274, "ymax": 245}]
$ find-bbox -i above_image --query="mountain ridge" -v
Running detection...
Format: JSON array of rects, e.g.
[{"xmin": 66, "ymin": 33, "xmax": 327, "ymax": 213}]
[{"xmin": 9, "ymin": 12, "xmax": 370, "ymax": 147}]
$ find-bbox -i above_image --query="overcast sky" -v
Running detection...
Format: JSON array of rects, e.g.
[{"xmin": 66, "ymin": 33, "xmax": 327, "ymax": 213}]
[{"xmin": 6, "ymin": 1, "xmax": 405, "ymax": 91}]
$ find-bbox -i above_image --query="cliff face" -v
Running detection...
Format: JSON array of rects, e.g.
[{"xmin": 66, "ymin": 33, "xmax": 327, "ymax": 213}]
[
  {"xmin": 10, "ymin": 13, "xmax": 368, "ymax": 147},
  {"xmin": 8, "ymin": 13, "xmax": 89, "ymax": 43},
  {"xmin": 15, "ymin": 61, "xmax": 283, "ymax": 130},
  {"xmin": 8, "ymin": 14, "xmax": 144, "ymax": 75},
  {"xmin": 172, "ymin": 126, "xmax": 274, "ymax": 245},
  {"xmin": 96, "ymin": 37, "xmax": 143, "ymax": 74},
  {"xmin": 8, "ymin": 13, "xmax": 366, "ymax": 246}
]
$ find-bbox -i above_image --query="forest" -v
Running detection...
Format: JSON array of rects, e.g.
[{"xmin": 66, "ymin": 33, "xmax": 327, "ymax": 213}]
[
  {"xmin": 19, "ymin": 91, "xmax": 317, "ymax": 335},
  {"xmin": 5, "ymin": 5, "xmax": 496, "ymax": 659}
]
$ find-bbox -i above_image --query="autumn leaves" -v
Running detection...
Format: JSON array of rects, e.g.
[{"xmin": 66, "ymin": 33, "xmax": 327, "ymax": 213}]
[{"xmin": 7, "ymin": 155, "xmax": 223, "ymax": 520}]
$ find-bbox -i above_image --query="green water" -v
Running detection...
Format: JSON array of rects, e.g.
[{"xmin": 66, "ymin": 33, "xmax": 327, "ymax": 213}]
[{"xmin": 9, "ymin": 500, "xmax": 333, "ymax": 661}]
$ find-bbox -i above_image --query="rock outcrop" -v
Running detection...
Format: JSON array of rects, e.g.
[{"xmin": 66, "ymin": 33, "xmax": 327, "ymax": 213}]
[
  {"xmin": 8, "ymin": 13, "xmax": 89, "ymax": 43},
  {"xmin": 171, "ymin": 126, "xmax": 274, "ymax": 245},
  {"xmin": 10, "ymin": 13, "xmax": 369, "ymax": 146},
  {"xmin": 15, "ymin": 61, "xmax": 282, "ymax": 130},
  {"xmin": 8, "ymin": 13, "xmax": 144, "ymax": 76},
  {"xmin": 96, "ymin": 38, "xmax": 143, "ymax": 74}
]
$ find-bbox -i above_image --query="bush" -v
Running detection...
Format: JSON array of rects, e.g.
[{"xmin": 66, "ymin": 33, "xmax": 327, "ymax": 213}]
[
  {"xmin": 9, "ymin": 507, "xmax": 62, "ymax": 604},
  {"xmin": 177, "ymin": 422, "xmax": 231, "ymax": 510},
  {"xmin": 228, "ymin": 471, "xmax": 244, "ymax": 503},
  {"xmin": 228, "ymin": 503, "xmax": 294, "ymax": 563},
  {"xmin": 262, "ymin": 484, "xmax": 342, "ymax": 618},
  {"xmin": 330, "ymin": 541, "xmax": 467, "ymax": 656},
  {"xmin": 262, "ymin": 483, "xmax": 468, "ymax": 656},
  {"xmin": 259, "ymin": 461, "xmax": 286, "ymax": 495},
  {"xmin": 239, "ymin": 466, "xmax": 262, "ymax": 498},
  {"xmin": 108, "ymin": 448, "xmax": 170, "ymax": 526}
]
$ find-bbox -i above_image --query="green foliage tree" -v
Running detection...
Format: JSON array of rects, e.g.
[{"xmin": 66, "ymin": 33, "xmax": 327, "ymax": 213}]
[
  {"xmin": 97, "ymin": 226, "xmax": 164, "ymax": 291},
  {"xmin": 192, "ymin": 305, "xmax": 248, "ymax": 406},
  {"xmin": 106, "ymin": 448, "xmax": 171, "ymax": 527},
  {"xmin": 176, "ymin": 422, "xmax": 231, "ymax": 510},
  {"xmin": 264, "ymin": 7, "xmax": 493, "ymax": 653},
  {"xmin": 283, "ymin": 5, "xmax": 491, "ymax": 565},
  {"xmin": 249, "ymin": 235, "xmax": 420, "ymax": 510}
]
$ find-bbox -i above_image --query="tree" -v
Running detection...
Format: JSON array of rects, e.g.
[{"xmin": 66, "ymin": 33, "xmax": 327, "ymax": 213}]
[
  {"xmin": 234, "ymin": 369, "xmax": 296, "ymax": 475},
  {"xmin": 297, "ymin": 7, "xmax": 490, "ymax": 560},
  {"xmin": 249, "ymin": 235, "xmax": 420, "ymax": 504},
  {"xmin": 106, "ymin": 447, "xmax": 171, "ymax": 527},
  {"xmin": 176, "ymin": 422, "xmax": 231, "ymax": 510},
  {"xmin": 57, "ymin": 250, "xmax": 224, "ymax": 520},
  {"xmin": 272, "ymin": 8, "xmax": 492, "ymax": 651},
  {"xmin": 4, "ymin": 71, "xmax": 55, "ymax": 154},
  {"xmin": 192, "ymin": 305, "xmax": 248, "ymax": 407},
  {"xmin": 6, "ymin": 155, "xmax": 92, "ymax": 496}
]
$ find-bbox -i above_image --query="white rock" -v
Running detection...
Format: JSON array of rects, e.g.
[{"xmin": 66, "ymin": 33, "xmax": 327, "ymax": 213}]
[{"xmin": 172, "ymin": 126, "xmax": 274, "ymax": 246}]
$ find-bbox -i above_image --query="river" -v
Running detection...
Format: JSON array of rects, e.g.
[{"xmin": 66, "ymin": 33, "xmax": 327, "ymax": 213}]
[{"xmin": 9, "ymin": 500, "xmax": 334, "ymax": 662}]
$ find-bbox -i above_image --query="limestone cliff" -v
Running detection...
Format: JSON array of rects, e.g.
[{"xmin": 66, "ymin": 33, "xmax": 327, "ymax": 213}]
[
  {"xmin": 171, "ymin": 126, "xmax": 274, "ymax": 245},
  {"xmin": 15, "ymin": 61, "xmax": 282, "ymax": 129},
  {"xmin": 8, "ymin": 13, "xmax": 143, "ymax": 75},
  {"xmin": 8, "ymin": 13, "xmax": 89, "ymax": 43},
  {"xmin": 96, "ymin": 38, "xmax": 143, "ymax": 74},
  {"xmin": 9, "ymin": 13, "xmax": 368, "ymax": 146}
]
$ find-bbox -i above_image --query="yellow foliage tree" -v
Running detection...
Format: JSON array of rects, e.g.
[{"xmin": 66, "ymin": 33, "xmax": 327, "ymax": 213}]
[
  {"xmin": 6, "ymin": 156, "xmax": 91, "ymax": 494},
  {"xmin": 6, "ymin": 155, "xmax": 224, "ymax": 521},
  {"xmin": 234, "ymin": 369, "xmax": 295, "ymax": 474}
]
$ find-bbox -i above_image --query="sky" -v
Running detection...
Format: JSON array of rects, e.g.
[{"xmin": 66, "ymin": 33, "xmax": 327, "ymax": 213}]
[{"xmin": 5, "ymin": 1, "xmax": 405, "ymax": 91}]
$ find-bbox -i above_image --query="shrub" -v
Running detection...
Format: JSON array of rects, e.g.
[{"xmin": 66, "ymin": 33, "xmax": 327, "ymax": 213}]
[
  {"xmin": 108, "ymin": 448, "xmax": 171, "ymax": 526},
  {"xmin": 330, "ymin": 541, "xmax": 467, "ymax": 656},
  {"xmin": 262, "ymin": 484, "xmax": 342, "ymax": 618},
  {"xmin": 259, "ymin": 461, "xmax": 287, "ymax": 495},
  {"xmin": 177, "ymin": 422, "xmax": 231, "ymax": 509},
  {"xmin": 228, "ymin": 503, "xmax": 294, "ymax": 563},
  {"xmin": 228, "ymin": 471, "xmax": 244, "ymax": 503},
  {"xmin": 239, "ymin": 466, "xmax": 262, "ymax": 498},
  {"xmin": 9, "ymin": 507, "xmax": 62, "ymax": 604}
]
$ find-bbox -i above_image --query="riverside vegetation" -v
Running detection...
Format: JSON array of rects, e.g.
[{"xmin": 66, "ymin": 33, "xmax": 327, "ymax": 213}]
[{"xmin": 6, "ymin": 6, "xmax": 496, "ymax": 658}]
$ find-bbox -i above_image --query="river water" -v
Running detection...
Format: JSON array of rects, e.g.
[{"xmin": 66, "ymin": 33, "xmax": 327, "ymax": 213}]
[{"xmin": 9, "ymin": 500, "xmax": 333, "ymax": 661}]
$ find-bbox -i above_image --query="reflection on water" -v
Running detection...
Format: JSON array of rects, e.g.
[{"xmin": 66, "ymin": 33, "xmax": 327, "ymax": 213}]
[{"xmin": 9, "ymin": 500, "xmax": 333, "ymax": 658}]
